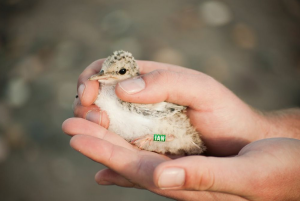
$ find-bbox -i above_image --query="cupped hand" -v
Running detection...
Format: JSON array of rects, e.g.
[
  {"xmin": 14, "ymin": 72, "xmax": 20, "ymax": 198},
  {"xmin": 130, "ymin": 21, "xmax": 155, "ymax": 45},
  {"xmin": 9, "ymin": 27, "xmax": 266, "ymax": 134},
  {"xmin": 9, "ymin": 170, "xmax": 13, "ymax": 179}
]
[
  {"xmin": 62, "ymin": 119, "xmax": 300, "ymax": 201},
  {"xmin": 74, "ymin": 60, "xmax": 267, "ymax": 156}
]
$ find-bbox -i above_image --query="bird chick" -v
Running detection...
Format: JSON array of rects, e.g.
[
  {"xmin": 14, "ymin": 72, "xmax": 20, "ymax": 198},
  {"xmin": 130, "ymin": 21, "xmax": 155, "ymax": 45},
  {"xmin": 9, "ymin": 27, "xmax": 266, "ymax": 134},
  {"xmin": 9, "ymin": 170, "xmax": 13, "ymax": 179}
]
[{"xmin": 89, "ymin": 50, "xmax": 205, "ymax": 155}]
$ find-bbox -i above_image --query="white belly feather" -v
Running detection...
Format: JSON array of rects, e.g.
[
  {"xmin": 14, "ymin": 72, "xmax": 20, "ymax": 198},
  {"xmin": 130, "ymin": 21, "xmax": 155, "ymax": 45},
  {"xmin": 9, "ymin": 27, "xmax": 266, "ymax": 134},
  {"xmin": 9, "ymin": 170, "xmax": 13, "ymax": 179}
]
[{"xmin": 94, "ymin": 85, "xmax": 157, "ymax": 141}]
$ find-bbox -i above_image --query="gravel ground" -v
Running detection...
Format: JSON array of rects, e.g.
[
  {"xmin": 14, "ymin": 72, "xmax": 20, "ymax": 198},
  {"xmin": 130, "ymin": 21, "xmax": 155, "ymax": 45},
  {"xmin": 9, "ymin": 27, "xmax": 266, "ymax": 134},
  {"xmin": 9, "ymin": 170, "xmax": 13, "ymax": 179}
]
[{"xmin": 0, "ymin": 0, "xmax": 300, "ymax": 201}]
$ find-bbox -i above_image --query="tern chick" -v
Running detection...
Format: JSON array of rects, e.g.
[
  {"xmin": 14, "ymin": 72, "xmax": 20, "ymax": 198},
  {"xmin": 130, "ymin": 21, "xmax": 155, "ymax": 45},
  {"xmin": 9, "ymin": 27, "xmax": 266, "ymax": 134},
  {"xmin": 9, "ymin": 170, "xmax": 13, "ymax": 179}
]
[{"xmin": 89, "ymin": 50, "xmax": 205, "ymax": 155}]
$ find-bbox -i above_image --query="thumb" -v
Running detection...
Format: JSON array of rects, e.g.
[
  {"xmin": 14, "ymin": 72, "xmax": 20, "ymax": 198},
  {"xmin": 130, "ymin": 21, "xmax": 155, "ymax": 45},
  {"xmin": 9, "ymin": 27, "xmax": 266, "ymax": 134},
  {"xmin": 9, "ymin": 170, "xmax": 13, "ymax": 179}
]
[
  {"xmin": 115, "ymin": 69, "xmax": 226, "ymax": 110},
  {"xmin": 153, "ymin": 155, "xmax": 253, "ymax": 196}
]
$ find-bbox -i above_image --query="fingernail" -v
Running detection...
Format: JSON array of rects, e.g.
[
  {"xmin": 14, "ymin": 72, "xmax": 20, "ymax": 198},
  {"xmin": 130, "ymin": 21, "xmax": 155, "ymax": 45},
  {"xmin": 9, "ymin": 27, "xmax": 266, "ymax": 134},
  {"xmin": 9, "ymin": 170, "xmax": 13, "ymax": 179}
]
[
  {"xmin": 86, "ymin": 110, "xmax": 101, "ymax": 124},
  {"xmin": 119, "ymin": 77, "xmax": 145, "ymax": 94},
  {"xmin": 158, "ymin": 168, "xmax": 185, "ymax": 189},
  {"xmin": 78, "ymin": 84, "xmax": 85, "ymax": 99}
]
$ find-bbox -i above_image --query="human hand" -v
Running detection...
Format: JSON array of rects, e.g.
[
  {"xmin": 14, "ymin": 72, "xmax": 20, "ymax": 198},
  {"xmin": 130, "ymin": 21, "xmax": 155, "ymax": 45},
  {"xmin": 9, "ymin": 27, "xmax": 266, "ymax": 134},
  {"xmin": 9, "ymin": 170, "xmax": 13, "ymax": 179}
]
[
  {"xmin": 73, "ymin": 60, "xmax": 267, "ymax": 156},
  {"xmin": 62, "ymin": 119, "xmax": 300, "ymax": 201}
]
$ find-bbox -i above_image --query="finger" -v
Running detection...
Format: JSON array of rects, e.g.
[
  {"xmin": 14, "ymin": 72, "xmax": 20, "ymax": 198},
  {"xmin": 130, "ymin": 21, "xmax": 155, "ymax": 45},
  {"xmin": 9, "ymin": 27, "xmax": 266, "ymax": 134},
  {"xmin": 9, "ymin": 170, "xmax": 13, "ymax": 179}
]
[
  {"xmin": 116, "ymin": 69, "xmax": 229, "ymax": 110},
  {"xmin": 77, "ymin": 59, "xmax": 104, "ymax": 106},
  {"xmin": 95, "ymin": 168, "xmax": 140, "ymax": 188},
  {"xmin": 153, "ymin": 155, "xmax": 253, "ymax": 197},
  {"xmin": 73, "ymin": 103, "xmax": 100, "ymax": 121},
  {"xmin": 70, "ymin": 135, "xmax": 168, "ymax": 187},
  {"xmin": 63, "ymin": 118, "xmax": 132, "ymax": 150},
  {"xmin": 95, "ymin": 168, "xmax": 245, "ymax": 201},
  {"xmin": 137, "ymin": 60, "xmax": 200, "ymax": 75},
  {"xmin": 71, "ymin": 135, "xmax": 246, "ymax": 201}
]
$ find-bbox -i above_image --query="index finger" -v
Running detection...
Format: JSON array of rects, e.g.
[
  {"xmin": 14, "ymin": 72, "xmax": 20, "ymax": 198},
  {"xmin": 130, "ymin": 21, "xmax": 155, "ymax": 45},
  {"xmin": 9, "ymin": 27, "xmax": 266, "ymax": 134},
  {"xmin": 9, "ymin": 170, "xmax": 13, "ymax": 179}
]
[
  {"xmin": 78, "ymin": 59, "xmax": 199, "ymax": 86},
  {"xmin": 137, "ymin": 60, "xmax": 200, "ymax": 75}
]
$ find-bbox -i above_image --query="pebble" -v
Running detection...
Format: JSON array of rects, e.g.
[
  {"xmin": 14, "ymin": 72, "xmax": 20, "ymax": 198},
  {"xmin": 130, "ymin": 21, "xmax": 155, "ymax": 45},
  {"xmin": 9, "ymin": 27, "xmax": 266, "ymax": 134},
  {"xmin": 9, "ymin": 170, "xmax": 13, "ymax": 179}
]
[
  {"xmin": 152, "ymin": 48, "xmax": 186, "ymax": 66},
  {"xmin": 232, "ymin": 23, "xmax": 256, "ymax": 49},
  {"xmin": 12, "ymin": 55, "xmax": 44, "ymax": 81},
  {"xmin": 199, "ymin": 1, "xmax": 232, "ymax": 27},
  {"xmin": 203, "ymin": 56, "xmax": 229, "ymax": 82},
  {"xmin": 5, "ymin": 123, "xmax": 27, "ymax": 148},
  {"xmin": 6, "ymin": 77, "xmax": 31, "ymax": 108}
]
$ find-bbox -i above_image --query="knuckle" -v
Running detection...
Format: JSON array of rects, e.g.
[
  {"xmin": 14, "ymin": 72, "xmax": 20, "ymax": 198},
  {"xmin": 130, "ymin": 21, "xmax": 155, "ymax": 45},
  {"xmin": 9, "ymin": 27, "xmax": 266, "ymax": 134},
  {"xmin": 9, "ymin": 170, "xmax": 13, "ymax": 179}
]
[
  {"xmin": 148, "ymin": 69, "xmax": 179, "ymax": 85},
  {"xmin": 192, "ymin": 165, "xmax": 215, "ymax": 191},
  {"xmin": 107, "ymin": 143, "xmax": 117, "ymax": 163},
  {"xmin": 151, "ymin": 69, "xmax": 170, "ymax": 79},
  {"xmin": 202, "ymin": 167, "xmax": 215, "ymax": 190}
]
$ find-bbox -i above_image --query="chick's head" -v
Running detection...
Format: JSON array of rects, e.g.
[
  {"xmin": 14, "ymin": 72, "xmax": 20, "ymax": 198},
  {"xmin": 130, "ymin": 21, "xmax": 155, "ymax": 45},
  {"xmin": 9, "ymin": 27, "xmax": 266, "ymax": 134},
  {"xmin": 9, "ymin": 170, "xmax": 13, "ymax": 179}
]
[{"xmin": 89, "ymin": 50, "xmax": 139, "ymax": 85}]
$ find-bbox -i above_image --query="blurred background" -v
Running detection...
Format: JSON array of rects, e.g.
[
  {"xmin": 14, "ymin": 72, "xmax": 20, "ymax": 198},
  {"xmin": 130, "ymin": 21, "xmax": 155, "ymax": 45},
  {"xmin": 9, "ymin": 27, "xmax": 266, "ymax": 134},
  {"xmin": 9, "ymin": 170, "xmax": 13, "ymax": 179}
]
[{"xmin": 0, "ymin": 0, "xmax": 300, "ymax": 200}]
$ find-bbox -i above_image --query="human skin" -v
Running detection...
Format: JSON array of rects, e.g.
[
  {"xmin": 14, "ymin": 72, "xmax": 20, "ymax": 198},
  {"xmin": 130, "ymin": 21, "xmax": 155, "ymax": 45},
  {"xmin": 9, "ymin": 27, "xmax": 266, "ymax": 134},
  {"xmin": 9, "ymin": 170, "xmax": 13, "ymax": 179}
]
[{"xmin": 63, "ymin": 60, "xmax": 300, "ymax": 201}]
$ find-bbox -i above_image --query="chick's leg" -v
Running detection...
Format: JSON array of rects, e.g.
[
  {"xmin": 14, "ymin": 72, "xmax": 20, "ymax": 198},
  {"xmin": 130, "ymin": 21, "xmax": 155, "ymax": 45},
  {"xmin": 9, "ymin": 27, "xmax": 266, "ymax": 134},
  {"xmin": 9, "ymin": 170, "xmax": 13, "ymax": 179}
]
[{"xmin": 130, "ymin": 134, "xmax": 175, "ymax": 149}]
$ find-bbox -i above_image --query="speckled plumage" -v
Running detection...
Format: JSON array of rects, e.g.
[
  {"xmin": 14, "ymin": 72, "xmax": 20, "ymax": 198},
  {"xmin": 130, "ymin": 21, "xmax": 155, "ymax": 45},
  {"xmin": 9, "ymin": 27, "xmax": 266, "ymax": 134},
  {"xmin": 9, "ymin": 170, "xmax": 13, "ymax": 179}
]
[{"xmin": 89, "ymin": 50, "xmax": 205, "ymax": 155}]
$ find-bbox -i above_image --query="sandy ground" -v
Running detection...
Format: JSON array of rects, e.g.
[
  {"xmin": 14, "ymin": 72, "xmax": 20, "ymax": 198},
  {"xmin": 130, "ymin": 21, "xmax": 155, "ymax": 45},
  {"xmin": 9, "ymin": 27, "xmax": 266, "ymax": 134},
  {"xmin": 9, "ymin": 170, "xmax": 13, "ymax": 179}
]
[{"xmin": 0, "ymin": 0, "xmax": 300, "ymax": 200}]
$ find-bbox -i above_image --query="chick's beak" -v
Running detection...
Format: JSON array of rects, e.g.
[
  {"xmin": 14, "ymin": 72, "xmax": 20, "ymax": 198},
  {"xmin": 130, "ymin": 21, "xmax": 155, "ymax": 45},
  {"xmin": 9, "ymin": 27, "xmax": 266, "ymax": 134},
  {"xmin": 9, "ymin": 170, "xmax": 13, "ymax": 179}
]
[{"xmin": 89, "ymin": 70, "xmax": 107, "ymax": 81}]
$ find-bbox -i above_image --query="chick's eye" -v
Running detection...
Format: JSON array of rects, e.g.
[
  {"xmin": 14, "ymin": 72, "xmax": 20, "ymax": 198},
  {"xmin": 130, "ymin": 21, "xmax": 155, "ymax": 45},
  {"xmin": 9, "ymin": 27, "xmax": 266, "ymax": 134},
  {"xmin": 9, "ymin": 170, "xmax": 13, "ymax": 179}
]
[{"xmin": 119, "ymin": 68, "xmax": 127, "ymax": 75}]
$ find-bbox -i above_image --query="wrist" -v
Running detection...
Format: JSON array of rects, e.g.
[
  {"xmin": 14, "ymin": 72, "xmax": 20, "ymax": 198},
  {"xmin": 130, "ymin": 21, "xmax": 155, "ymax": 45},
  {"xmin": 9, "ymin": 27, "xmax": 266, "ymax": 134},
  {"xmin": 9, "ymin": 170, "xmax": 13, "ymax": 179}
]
[{"xmin": 260, "ymin": 108, "xmax": 300, "ymax": 140}]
